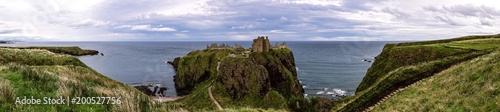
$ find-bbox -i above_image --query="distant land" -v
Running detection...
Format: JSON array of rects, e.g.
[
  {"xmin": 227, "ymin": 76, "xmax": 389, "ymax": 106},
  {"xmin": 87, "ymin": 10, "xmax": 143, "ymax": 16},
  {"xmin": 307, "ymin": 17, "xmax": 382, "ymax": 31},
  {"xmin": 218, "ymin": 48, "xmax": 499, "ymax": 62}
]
[{"xmin": 0, "ymin": 41, "xmax": 14, "ymax": 44}]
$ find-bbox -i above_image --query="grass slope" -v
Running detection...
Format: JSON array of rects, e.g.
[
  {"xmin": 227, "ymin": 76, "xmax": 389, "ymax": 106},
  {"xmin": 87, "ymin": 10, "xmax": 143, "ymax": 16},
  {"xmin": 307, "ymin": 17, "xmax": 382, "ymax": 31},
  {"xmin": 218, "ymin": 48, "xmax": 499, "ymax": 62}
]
[
  {"xmin": 335, "ymin": 34, "xmax": 500, "ymax": 111},
  {"xmin": 0, "ymin": 48, "xmax": 181, "ymax": 111},
  {"xmin": 0, "ymin": 46, "xmax": 99, "ymax": 56},
  {"xmin": 373, "ymin": 50, "xmax": 500, "ymax": 111}
]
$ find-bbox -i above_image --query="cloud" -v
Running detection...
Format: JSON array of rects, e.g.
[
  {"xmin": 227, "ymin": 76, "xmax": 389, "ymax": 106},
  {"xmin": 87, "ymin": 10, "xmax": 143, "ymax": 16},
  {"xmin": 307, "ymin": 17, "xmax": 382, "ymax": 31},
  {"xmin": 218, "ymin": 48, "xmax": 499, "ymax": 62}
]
[
  {"xmin": 67, "ymin": 19, "xmax": 110, "ymax": 28},
  {"xmin": 269, "ymin": 30, "xmax": 296, "ymax": 34},
  {"xmin": 115, "ymin": 25, "xmax": 177, "ymax": 32},
  {"xmin": 438, "ymin": 4, "xmax": 499, "ymax": 18},
  {"xmin": 231, "ymin": 24, "xmax": 256, "ymax": 29},
  {"xmin": 424, "ymin": 4, "xmax": 500, "ymax": 26},
  {"xmin": 230, "ymin": 35, "xmax": 253, "ymax": 41},
  {"xmin": 434, "ymin": 15, "xmax": 466, "ymax": 26},
  {"xmin": 0, "ymin": 29, "xmax": 21, "ymax": 34},
  {"xmin": 275, "ymin": 0, "xmax": 343, "ymax": 6},
  {"xmin": 1, "ymin": 0, "xmax": 499, "ymax": 41},
  {"xmin": 280, "ymin": 16, "xmax": 289, "ymax": 21}
]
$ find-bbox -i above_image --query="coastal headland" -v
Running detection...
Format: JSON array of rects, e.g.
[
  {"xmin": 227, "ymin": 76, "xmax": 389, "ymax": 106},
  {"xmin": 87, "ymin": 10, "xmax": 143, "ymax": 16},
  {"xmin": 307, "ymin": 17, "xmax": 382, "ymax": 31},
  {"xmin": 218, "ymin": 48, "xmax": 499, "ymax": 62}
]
[
  {"xmin": 333, "ymin": 34, "xmax": 500, "ymax": 112},
  {"xmin": 0, "ymin": 46, "xmax": 99, "ymax": 56},
  {"xmin": 169, "ymin": 36, "xmax": 334, "ymax": 111}
]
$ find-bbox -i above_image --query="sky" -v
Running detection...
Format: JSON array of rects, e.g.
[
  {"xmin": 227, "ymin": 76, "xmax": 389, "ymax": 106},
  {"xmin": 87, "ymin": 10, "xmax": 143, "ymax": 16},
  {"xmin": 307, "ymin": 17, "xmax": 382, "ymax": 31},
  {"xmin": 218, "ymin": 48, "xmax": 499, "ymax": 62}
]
[{"xmin": 0, "ymin": 0, "xmax": 499, "ymax": 41}]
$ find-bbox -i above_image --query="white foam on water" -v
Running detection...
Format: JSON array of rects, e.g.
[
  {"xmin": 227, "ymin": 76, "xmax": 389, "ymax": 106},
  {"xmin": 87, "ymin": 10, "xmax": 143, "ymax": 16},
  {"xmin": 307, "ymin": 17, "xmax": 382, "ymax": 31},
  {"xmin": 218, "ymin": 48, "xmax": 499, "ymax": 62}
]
[
  {"xmin": 326, "ymin": 92, "xmax": 334, "ymax": 95},
  {"xmin": 331, "ymin": 88, "xmax": 347, "ymax": 97},
  {"xmin": 316, "ymin": 91, "xmax": 325, "ymax": 94},
  {"xmin": 302, "ymin": 86, "xmax": 307, "ymax": 88}
]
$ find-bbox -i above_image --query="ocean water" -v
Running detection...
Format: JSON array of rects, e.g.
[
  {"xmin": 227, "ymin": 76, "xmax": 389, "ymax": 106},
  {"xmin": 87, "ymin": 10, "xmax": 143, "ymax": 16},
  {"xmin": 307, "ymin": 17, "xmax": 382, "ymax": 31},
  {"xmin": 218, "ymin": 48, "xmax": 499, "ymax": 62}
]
[{"xmin": 4, "ymin": 41, "xmax": 391, "ymax": 97}]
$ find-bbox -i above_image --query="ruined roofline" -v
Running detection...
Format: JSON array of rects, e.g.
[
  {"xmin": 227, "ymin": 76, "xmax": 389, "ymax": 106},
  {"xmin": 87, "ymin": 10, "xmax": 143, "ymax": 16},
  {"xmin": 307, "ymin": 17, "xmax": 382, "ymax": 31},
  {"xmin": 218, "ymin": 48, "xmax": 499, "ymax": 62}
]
[{"xmin": 206, "ymin": 36, "xmax": 287, "ymax": 52}]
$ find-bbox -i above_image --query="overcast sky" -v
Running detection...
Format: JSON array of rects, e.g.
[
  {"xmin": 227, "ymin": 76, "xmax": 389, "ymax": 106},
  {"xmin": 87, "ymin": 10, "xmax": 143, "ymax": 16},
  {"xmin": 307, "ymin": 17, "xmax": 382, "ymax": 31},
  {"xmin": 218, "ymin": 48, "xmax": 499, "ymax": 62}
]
[{"xmin": 0, "ymin": 0, "xmax": 499, "ymax": 41}]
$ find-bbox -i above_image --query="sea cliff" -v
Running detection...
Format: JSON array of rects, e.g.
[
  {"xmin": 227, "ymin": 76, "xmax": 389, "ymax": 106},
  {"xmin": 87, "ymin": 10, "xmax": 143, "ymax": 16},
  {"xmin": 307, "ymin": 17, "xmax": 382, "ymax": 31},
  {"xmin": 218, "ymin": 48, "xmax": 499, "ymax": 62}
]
[
  {"xmin": 333, "ymin": 34, "xmax": 500, "ymax": 112},
  {"xmin": 170, "ymin": 36, "xmax": 318, "ymax": 111},
  {"xmin": 0, "ymin": 46, "xmax": 99, "ymax": 56}
]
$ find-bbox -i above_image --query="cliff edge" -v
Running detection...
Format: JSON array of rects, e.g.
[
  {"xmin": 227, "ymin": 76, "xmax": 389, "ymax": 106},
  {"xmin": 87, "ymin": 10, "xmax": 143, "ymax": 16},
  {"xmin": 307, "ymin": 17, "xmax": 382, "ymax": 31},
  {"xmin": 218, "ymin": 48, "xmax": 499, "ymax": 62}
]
[
  {"xmin": 333, "ymin": 34, "xmax": 500, "ymax": 111},
  {"xmin": 171, "ymin": 36, "xmax": 307, "ymax": 110},
  {"xmin": 0, "ymin": 47, "xmax": 182, "ymax": 111}
]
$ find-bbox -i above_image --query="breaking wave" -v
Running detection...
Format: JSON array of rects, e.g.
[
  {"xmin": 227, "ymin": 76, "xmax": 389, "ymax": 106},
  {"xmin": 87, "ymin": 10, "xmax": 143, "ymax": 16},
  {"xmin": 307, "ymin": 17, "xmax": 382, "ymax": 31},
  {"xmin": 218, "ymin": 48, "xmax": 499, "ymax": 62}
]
[{"xmin": 314, "ymin": 88, "xmax": 347, "ymax": 97}]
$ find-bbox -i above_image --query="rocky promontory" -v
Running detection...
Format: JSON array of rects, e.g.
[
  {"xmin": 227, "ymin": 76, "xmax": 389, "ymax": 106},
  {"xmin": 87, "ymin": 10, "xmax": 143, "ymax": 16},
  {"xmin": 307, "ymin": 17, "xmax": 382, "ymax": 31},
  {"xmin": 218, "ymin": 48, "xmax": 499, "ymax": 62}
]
[
  {"xmin": 169, "ymin": 36, "xmax": 306, "ymax": 110},
  {"xmin": 0, "ymin": 46, "xmax": 99, "ymax": 56}
]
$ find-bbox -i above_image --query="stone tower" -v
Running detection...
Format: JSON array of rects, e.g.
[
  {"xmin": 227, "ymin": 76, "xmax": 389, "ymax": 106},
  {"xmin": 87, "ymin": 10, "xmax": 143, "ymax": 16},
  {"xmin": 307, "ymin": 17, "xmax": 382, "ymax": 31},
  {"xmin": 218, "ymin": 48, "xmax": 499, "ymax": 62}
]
[{"xmin": 252, "ymin": 36, "xmax": 271, "ymax": 52}]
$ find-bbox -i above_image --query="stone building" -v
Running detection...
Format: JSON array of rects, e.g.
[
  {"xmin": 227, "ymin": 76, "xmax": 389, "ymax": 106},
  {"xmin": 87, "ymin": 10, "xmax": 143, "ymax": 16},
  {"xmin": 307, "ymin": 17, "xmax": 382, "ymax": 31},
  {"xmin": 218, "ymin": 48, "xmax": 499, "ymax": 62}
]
[
  {"xmin": 273, "ymin": 42, "xmax": 287, "ymax": 49},
  {"xmin": 252, "ymin": 36, "xmax": 271, "ymax": 52},
  {"xmin": 207, "ymin": 43, "xmax": 231, "ymax": 49},
  {"xmin": 233, "ymin": 44, "xmax": 245, "ymax": 52}
]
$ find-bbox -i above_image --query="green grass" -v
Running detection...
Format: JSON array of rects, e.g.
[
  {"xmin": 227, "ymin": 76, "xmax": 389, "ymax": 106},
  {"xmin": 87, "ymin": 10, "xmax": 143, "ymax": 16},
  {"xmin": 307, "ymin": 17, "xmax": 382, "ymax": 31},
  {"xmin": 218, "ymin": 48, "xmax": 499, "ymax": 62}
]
[
  {"xmin": 0, "ymin": 46, "xmax": 99, "ymax": 56},
  {"xmin": 357, "ymin": 44, "xmax": 475, "ymax": 92},
  {"xmin": 0, "ymin": 48, "xmax": 181, "ymax": 111},
  {"xmin": 337, "ymin": 50, "xmax": 489, "ymax": 112},
  {"xmin": 337, "ymin": 34, "xmax": 500, "ymax": 111},
  {"xmin": 0, "ymin": 48, "xmax": 86, "ymax": 66},
  {"xmin": 374, "ymin": 50, "xmax": 500, "ymax": 111},
  {"xmin": 174, "ymin": 48, "xmax": 312, "ymax": 111},
  {"xmin": 396, "ymin": 34, "xmax": 500, "ymax": 46}
]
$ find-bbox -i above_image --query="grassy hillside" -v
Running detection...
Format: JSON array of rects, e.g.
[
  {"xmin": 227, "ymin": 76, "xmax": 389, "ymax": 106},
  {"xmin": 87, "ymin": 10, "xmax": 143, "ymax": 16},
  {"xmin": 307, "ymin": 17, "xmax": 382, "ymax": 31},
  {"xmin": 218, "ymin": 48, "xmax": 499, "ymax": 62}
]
[
  {"xmin": 0, "ymin": 46, "xmax": 99, "ymax": 56},
  {"xmin": 335, "ymin": 34, "xmax": 500, "ymax": 111},
  {"xmin": 174, "ymin": 48, "xmax": 303, "ymax": 111},
  {"xmin": 0, "ymin": 48, "xmax": 182, "ymax": 111},
  {"xmin": 374, "ymin": 49, "xmax": 500, "ymax": 111}
]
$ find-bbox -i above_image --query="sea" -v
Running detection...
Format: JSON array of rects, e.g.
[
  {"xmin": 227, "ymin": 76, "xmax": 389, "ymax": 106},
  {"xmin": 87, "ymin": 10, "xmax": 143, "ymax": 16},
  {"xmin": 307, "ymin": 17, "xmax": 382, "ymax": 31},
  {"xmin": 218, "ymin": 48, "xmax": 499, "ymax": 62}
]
[{"xmin": 4, "ymin": 41, "xmax": 393, "ymax": 98}]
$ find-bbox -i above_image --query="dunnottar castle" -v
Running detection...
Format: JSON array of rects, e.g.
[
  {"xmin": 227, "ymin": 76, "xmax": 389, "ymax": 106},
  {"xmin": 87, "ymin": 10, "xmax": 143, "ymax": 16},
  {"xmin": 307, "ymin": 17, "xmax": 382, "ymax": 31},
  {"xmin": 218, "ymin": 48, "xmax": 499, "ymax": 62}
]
[{"xmin": 206, "ymin": 36, "xmax": 287, "ymax": 52}]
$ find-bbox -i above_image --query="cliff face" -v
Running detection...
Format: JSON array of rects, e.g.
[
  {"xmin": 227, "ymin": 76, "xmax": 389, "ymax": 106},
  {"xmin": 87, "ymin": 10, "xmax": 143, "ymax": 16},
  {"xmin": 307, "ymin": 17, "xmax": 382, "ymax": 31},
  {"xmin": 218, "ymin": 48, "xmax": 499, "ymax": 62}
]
[
  {"xmin": 336, "ymin": 34, "xmax": 500, "ymax": 112},
  {"xmin": 217, "ymin": 58, "xmax": 271, "ymax": 99},
  {"xmin": 171, "ymin": 47, "xmax": 304, "ymax": 109},
  {"xmin": 216, "ymin": 49, "xmax": 304, "ymax": 99},
  {"xmin": 249, "ymin": 49, "xmax": 303, "ymax": 98},
  {"xmin": 173, "ymin": 49, "xmax": 231, "ymax": 95}
]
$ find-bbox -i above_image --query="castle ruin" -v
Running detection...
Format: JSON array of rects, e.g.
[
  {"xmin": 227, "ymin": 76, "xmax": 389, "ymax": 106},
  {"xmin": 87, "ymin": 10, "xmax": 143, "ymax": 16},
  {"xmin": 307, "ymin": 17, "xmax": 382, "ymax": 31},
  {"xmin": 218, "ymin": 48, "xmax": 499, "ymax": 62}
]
[
  {"xmin": 252, "ymin": 36, "xmax": 271, "ymax": 52},
  {"xmin": 207, "ymin": 36, "xmax": 286, "ymax": 53},
  {"xmin": 274, "ymin": 42, "xmax": 287, "ymax": 49},
  {"xmin": 207, "ymin": 43, "xmax": 235, "ymax": 50}
]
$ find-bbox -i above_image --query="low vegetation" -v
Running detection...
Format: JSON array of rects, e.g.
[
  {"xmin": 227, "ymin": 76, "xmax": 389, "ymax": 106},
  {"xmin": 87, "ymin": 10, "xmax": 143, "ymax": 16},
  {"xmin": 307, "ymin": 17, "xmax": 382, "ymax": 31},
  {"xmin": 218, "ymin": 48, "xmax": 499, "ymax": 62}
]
[
  {"xmin": 374, "ymin": 50, "xmax": 500, "ymax": 111},
  {"xmin": 0, "ymin": 48, "xmax": 181, "ymax": 111},
  {"xmin": 171, "ymin": 48, "xmax": 334, "ymax": 111},
  {"xmin": 0, "ymin": 46, "xmax": 99, "ymax": 56},
  {"xmin": 335, "ymin": 34, "xmax": 500, "ymax": 111}
]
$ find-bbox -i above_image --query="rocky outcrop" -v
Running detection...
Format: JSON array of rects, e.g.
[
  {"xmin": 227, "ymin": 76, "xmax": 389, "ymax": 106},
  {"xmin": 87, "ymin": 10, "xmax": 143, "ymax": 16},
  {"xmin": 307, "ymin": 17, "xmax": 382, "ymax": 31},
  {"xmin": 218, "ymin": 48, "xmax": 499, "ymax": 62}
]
[
  {"xmin": 217, "ymin": 58, "xmax": 271, "ymax": 99},
  {"xmin": 172, "ymin": 48, "xmax": 304, "ymax": 97},
  {"xmin": 171, "ymin": 37, "xmax": 304, "ymax": 109},
  {"xmin": 250, "ymin": 49, "xmax": 304, "ymax": 98},
  {"xmin": 168, "ymin": 57, "xmax": 180, "ymax": 70},
  {"xmin": 134, "ymin": 85, "xmax": 154, "ymax": 96}
]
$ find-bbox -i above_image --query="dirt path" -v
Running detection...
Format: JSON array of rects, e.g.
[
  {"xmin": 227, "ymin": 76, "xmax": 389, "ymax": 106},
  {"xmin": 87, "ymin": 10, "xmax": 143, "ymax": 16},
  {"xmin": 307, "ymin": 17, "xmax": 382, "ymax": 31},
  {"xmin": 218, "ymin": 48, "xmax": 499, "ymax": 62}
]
[
  {"xmin": 152, "ymin": 96, "xmax": 183, "ymax": 102},
  {"xmin": 363, "ymin": 79, "xmax": 424, "ymax": 112},
  {"xmin": 208, "ymin": 85, "xmax": 223, "ymax": 110}
]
